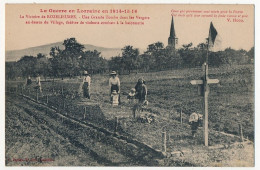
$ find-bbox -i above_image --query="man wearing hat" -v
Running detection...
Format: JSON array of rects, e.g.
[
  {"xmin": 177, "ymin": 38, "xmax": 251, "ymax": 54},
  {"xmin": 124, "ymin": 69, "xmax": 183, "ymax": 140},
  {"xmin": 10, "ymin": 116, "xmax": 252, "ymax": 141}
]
[
  {"xmin": 82, "ymin": 71, "xmax": 91, "ymax": 99},
  {"xmin": 109, "ymin": 71, "xmax": 120, "ymax": 103}
]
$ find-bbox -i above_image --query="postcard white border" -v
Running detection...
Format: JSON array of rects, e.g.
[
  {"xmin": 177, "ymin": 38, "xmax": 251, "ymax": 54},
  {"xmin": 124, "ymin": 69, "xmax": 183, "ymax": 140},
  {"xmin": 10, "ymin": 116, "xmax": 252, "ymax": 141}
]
[{"xmin": 0, "ymin": 1, "xmax": 259, "ymax": 170}]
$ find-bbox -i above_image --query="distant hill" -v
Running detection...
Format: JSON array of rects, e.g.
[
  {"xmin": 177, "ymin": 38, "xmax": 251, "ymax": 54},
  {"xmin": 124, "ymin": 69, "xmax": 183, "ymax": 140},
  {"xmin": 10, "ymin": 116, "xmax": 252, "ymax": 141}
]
[{"xmin": 5, "ymin": 42, "xmax": 123, "ymax": 61}]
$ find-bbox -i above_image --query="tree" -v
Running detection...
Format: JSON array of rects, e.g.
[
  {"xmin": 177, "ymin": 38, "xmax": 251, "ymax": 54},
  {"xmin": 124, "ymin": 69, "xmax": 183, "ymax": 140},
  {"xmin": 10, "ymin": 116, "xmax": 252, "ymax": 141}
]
[
  {"xmin": 178, "ymin": 43, "xmax": 198, "ymax": 67},
  {"xmin": 35, "ymin": 53, "xmax": 51, "ymax": 80},
  {"xmin": 121, "ymin": 45, "xmax": 140, "ymax": 73},
  {"xmin": 6, "ymin": 62, "xmax": 19, "ymax": 80},
  {"xmin": 50, "ymin": 46, "xmax": 63, "ymax": 78},
  {"xmin": 80, "ymin": 50, "xmax": 107, "ymax": 74},
  {"xmin": 49, "ymin": 38, "xmax": 85, "ymax": 78},
  {"xmin": 109, "ymin": 56, "xmax": 122, "ymax": 73},
  {"xmin": 165, "ymin": 47, "xmax": 183, "ymax": 68},
  {"xmin": 17, "ymin": 55, "xmax": 37, "ymax": 77},
  {"xmin": 145, "ymin": 42, "xmax": 166, "ymax": 70},
  {"xmin": 63, "ymin": 37, "xmax": 85, "ymax": 57},
  {"xmin": 247, "ymin": 47, "xmax": 254, "ymax": 64}
]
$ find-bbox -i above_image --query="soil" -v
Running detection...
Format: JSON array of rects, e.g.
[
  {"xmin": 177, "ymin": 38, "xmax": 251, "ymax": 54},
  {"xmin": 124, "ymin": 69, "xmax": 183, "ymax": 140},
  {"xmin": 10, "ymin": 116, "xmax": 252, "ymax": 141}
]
[{"xmin": 5, "ymin": 64, "xmax": 254, "ymax": 166}]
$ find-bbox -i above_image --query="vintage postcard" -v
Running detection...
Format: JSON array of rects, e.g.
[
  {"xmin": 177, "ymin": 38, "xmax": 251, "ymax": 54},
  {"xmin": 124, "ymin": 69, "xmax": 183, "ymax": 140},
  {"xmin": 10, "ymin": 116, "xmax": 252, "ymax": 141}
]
[{"xmin": 4, "ymin": 3, "xmax": 255, "ymax": 167}]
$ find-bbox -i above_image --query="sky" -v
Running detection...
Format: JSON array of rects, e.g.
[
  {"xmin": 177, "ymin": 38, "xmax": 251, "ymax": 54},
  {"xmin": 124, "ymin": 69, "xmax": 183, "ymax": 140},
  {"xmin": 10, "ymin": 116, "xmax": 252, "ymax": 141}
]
[{"xmin": 5, "ymin": 4, "xmax": 254, "ymax": 51}]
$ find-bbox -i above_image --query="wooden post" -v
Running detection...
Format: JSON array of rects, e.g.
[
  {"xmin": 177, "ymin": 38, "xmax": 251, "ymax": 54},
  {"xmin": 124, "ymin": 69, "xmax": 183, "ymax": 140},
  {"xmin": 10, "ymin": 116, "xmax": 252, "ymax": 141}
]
[
  {"xmin": 168, "ymin": 133, "xmax": 171, "ymax": 143},
  {"xmin": 114, "ymin": 117, "xmax": 118, "ymax": 132},
  {"xmin": 46, "ymin": 95, "xmax": 48, "ymax": 104},
  {"xmin": 36, "ymin": 89, "xmax": 39, "ymax": 102},
  {"xmin": 61, "ymin": 86, "xmax": 63, "ymax": 95},
  {"xmin": 63, "ymin": 99, "xmax": 65, "ymax": 109},
  {"xmin": 123, "ymin": 121, "xmax": 127, "ymax": 129},
  {"xmin": 239, "ymin": 123, "xmax": 244, "ymax": 142},
  {"xmin": 84, "ymin": 107, "xmax": 86, "ymax": 119},
  {"xmin": 162, "ymin": 131, "xmax": 167, "ymax": 152},
  {"xmin": 204, "ymin": 63, "xmax": 209, "ymax": 147},
  {"xmin": 180, "ymin": 109, "xmax": 183, "ymax": 125}
]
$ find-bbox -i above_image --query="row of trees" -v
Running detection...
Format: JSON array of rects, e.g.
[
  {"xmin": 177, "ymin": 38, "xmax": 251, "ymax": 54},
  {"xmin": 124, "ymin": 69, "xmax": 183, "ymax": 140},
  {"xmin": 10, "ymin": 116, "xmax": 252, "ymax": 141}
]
[
  {"xmin": 50, "ymin": 38, "xmax": 108, "ymax": 78},
  {"xmin": 110, "ymin": 42, "xmax": 254, "ymax": 73},
  {"xmin": 6, "ymin": 37, "xmax": 254, "ymax": 80},
  {"xmin": 6, "ymin": 38, "xmax": 109, "ymax": 80}
]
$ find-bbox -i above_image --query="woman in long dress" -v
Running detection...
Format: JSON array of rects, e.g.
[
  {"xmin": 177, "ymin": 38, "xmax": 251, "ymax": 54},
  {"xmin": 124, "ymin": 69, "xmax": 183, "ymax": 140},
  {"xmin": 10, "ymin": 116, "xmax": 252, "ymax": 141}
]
[
  {"xmin": 82, "ymin": 71, "xmax": 91, "ymax": 99},
  {"xmin": 109, "ymin": 71, "xmax": 120, "ymax": 103}
]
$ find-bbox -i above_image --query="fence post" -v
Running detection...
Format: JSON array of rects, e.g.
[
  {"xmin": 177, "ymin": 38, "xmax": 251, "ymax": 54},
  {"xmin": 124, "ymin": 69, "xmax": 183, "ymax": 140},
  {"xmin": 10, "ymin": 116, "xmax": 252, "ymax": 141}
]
[
  {"xmin": 46, "ymin": 95, "xmax": 48, "ymax": 104},
  {"xmin": 239, "ymin": 123, "xmax": 244, "ymax": 142},
  {"xmin": 61, "ymin": 86, "xmax": 63, "ymax": 95},
  {"xmin": 63, "ymin": 98, "xmax": 65, "ymax": 109},
  {"xmin": 84, "ymin": 107, "xmax": 86, "ymax": 119},
  {"xmin": 36, "ymin": 89, "xmax": 39, "ymax": 102},
  {"xmin": 162, "ymin": 131, "xmax": 167, "ymax": 152},
  {"xmin": 180, "ymin": 109, "xmax": 183, "ymax": 125},
  {"xmin": 114, "ymin": 117, "xmax": 118, "ymax": 132}
]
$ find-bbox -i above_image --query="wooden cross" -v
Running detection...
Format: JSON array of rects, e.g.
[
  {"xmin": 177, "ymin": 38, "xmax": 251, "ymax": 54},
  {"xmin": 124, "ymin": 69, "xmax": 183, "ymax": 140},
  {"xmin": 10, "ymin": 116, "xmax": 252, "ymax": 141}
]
[{"xmin": 190, "ymin": 63, "xmax": 219, "ymax": 146}]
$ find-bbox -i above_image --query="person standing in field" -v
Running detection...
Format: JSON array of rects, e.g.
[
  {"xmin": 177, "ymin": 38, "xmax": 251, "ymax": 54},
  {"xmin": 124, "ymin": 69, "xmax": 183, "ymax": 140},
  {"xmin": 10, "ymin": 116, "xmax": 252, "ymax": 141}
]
[
  {"xmin": 109, "ymin": 71, "xmax": 120, "ymax": 103},
  {"xmin": 26, "ymin": 76, "xmax": 32, "ymax": 86},
  {"xmin": 135, "ymin": 77, "xmax": 147, "ymax": 104},
  {"xmin": 189, "ymin": 112, "xmax": 202, "ymax": 138},
  {"xmin": 36, "ymin": 74, "xmax": 42, "ymax": 93},
  {"xmin": 132, "ymin": 77, "xmax": 148, "ymax": 118},
  {"xmin": 82, "ymin": 71, "xmax": 91, "ymax": 99}
]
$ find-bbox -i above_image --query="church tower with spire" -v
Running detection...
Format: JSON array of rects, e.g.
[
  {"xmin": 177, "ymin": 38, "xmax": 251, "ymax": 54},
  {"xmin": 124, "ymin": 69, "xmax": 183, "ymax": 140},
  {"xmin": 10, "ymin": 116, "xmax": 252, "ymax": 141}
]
[{"xmin": 168, "ymin": 16, "xmax": 178, "ymax": 49}]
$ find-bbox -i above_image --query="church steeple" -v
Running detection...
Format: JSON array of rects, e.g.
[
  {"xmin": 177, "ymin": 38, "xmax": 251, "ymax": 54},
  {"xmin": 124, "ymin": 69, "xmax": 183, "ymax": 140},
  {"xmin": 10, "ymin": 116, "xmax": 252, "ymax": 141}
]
[
  {"xmin": 170, "ymin": 16, "xmax": 175, "ymax": 38},
  {"xmin": 168, "ymin": 16, "xmax": 178, "ymax": 49}
]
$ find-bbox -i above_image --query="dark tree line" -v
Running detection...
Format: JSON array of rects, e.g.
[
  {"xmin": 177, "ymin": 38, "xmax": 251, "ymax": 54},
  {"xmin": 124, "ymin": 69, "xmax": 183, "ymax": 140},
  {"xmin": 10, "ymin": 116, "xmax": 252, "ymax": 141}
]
[
  {"xmin": 6, "ymin": 38, "xmax": 108, "ymax": 80},
  {"xmin": 5, "ymin": 37, "xmax": 254, "ymax": 80},
  {"xmin": 109, "ymin": 42, "xmax": 254, "ymax": 74}
]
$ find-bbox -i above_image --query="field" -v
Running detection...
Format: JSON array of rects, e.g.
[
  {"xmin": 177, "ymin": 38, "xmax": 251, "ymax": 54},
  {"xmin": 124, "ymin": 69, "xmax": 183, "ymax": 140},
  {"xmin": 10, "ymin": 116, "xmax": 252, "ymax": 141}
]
[{"xmin": 5, "ymin": 64, "xmax": 254, "ymax": 166}]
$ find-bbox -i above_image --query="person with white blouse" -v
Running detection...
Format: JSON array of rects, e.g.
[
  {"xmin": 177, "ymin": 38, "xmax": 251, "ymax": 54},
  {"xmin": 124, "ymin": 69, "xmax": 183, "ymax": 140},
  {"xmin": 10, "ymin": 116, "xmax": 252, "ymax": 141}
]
[
  {"xmin": 109, "ymin": 71, "xmax": 120, "ymax": 103},
  {"xmin": 82, "ymin": 71, "xmax": 91, "ymax": 99},
  {"xmin": 36, "ymin": 74, "xmax": 42, "ymax": 93}
]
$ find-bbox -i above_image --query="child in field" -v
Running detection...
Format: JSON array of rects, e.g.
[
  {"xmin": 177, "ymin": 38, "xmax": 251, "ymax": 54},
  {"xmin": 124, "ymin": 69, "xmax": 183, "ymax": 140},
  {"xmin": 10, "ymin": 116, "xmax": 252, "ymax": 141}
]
[
  {"xmin": 189, "ymin": 112, "xmax": 203, "ymax": 138},
  {"xmin": 127, "ymin": 88, "xmax": 136, "ymax": 104},
  {"xmin": 111, "ymin": 90, "xmax": 119, "ymax": 106}
]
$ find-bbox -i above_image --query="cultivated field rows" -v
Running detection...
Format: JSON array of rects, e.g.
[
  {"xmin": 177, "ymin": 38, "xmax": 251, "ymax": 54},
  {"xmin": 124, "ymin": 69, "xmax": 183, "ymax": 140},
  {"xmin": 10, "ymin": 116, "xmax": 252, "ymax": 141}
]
[{"xmin": 5, "ymin": 64, "xmax": 254, "ymax": 166}]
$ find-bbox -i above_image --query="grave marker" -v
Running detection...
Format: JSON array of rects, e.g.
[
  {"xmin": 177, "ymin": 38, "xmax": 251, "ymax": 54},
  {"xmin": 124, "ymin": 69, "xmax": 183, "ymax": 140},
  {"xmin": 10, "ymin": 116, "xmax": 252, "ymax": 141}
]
[
  {"xmin": 190, "ymin": 22, "xmax": 220, "ymax": 146},
  {"xmin": 191, "ymin": 63, "xmax": 219, "ymax": 146}
]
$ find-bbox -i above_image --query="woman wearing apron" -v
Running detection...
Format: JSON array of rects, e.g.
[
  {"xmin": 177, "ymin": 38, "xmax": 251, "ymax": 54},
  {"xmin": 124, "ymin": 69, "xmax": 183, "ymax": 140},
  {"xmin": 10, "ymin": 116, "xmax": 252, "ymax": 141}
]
[
  {"xmin": 82, "ymin": 71, "xmax": 91, "ymax": 99},
  {"xmin": 109, "ymin": 71, "xmax": 120, "ymax": 104}
]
